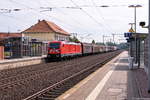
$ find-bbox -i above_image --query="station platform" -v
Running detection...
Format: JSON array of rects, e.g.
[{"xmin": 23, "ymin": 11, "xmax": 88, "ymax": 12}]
[
  {"xmin": 57, "ymin": 51, "xmax": 150, "ymax": 100},
  {"xmin": 0, "ymin": 55, "xmax": 46, "ymax": 70}
]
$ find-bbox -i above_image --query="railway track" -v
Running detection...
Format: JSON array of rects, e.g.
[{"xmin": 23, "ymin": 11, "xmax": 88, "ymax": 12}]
[
  {"xmin": 24, "ymin": 51, "xmax": 122, "ymax": 100},
  {"xmin": 25, "ymin": 59, "xmax": 111, "ymax": 100},
  {"xmin": 0, "ymin": 50, "xmax": 122, "ymax": 100}
]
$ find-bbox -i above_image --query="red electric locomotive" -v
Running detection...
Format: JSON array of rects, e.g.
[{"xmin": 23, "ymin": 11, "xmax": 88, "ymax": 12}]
[
  {"xmin": 47, "ymin": 41, "xmax": 117, "ymax": 60},
  {"xmin": 47, "ymin": 41, "xmax": 82, "ymax": 58}
]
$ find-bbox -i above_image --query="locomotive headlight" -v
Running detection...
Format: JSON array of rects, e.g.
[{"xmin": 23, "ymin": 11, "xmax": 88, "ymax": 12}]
[{"xmin": 55, "ymin": 49, "xmax": 60, "ymax": 53}]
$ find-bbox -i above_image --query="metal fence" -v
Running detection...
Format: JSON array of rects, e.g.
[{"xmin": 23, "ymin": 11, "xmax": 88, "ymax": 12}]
[{"xmin": 4, "ymin": 37, "xmax": 48, "ymax": 59}]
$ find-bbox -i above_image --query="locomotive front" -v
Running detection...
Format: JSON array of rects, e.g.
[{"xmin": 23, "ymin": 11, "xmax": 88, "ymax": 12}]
[{"xmin": 47, "ymin": 41, "xmax": 61, "ymax": 58}]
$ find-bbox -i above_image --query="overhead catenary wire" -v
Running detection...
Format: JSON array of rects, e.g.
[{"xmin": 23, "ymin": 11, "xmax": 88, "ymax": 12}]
[
  {"xmin": 1, "ymin": 0, "xmax": 129, "ymax": 42},
  {"xmin": 42, "ymin": 0, "xmax": 92, "ymax": 34},
  {"xmin": 69, "ymin": 0, "xmax": 103, "ymax": 27},
  {"xmin": 43, "ymin": 0, "xmax": 96, "ymax": 39},
  {"xmin": 4, "ymin": 0, "xmax": 129, "ymax": 30},
  {"xmin": 1, "ymin": 0, "xmax": 141, "ymax": 13},
  {"xmin": 90, "ymin": 0, "xmax": 127, "ymax": 42},
  {"xmin": 90, "ymin": 0, "xmax": 113, "ymax": 33},
  {"xmin": 69, "ymin": 0, "xmax": 110, "ymax": 42},
  {"xmin": 4, "ymin": 0, "xmax": 101, "ymax": 41},
  {"xmin": 4, "ymin": 0, "xmax": 92, "ymax": 33},
  {"xmin": 39, "ymin": 0, "xmax": 96, "ymax": 42},
  {"xmin": 14, "ymin": 0, "xmax": 107, "ymax": 42},
  {"xmin": 68, "ymin": 0, "xmax": 119, "ymax": 43}
]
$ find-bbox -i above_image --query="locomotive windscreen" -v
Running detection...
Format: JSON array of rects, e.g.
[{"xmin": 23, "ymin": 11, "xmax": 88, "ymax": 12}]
[{"xmin": 49, "ymin": 43, "xmax": 60, "ymax": 49}]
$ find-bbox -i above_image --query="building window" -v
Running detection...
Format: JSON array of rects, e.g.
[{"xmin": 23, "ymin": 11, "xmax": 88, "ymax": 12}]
[
  {"xmin": 55, "ymin": 34, "xmax": 69, "ymax": 41},
  {"xmin": 55, "ymin": 34, "xmax": 59, "ymax": 41}
]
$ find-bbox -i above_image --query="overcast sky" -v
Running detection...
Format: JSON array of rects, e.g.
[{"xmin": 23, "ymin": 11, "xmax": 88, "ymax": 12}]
[{"xmin": 0, "ymin": 0, "xmax": 148, "ymax": 43}]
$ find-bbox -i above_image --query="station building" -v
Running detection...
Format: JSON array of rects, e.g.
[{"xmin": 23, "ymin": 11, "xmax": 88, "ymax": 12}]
[
  {"xmin": 22, "ymin": 20, "xmax": 70, "ymax": 42},
  {"xmin": 0, "ymin": 20, "xmax": 70, "ymax": 60}
]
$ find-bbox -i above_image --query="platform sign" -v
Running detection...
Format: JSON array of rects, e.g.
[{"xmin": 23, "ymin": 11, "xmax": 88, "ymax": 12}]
[
  {"xmin": 124, "ymin": 32, "xmax": 132, "ymax": 38},
  {"xmin": 124, "ymin": 32, "xmax": 148, "ymax": 39},
  {"xmin": 132, "ymin": 33, "xmax": 148, "ymax": 38}
]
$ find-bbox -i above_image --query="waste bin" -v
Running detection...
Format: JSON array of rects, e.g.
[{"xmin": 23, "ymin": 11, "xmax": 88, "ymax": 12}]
[{"xmin": 128, "ymin": 57, "xmax": 134, "ymax": 69}]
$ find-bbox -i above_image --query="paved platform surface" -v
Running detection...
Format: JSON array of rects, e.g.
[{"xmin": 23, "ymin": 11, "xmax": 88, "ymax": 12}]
[
  {"xmin": 57, "ymin": 51, "xmax": 150, "ymax": 100},
  {"xmin": 0, "ymin": 55, "xmax": 46, "ymax": 64},
  {"xmin": 0, "ymin": 55, "xmax": 46, "ymax": 70}
]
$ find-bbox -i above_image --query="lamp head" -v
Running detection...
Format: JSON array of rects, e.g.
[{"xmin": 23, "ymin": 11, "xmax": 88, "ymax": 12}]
[{"xmin": 139, "ymin": 21, "xmax": 146, "ymax": 27}]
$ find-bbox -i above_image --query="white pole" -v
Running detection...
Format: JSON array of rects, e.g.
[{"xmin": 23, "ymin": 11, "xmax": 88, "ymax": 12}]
[
  {"xmin": 148, "ymin": 0, "xmax": 150, "ymax": 92},
  {"xmin": 135, "ymin": 7, "xmax": 138, "ymax": 64}
]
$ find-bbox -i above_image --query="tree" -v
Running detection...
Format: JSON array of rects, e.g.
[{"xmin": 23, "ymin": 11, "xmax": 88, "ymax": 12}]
[
  {"xmin": 117, "ymin": 43, "xmax": 128, "ymax": 49},
  {"xmin": 92, "ymin": 40, "xmax": 95, "ymax": 44},
  {"xmin": 96, "ymin": 42, "xmax": 105, "ymax": 45},
  {"xmin": 69, "ymin": 36, "xmax": 80, "ymax": 42},
  {"xmin": 106, "ymin": 42, "xmax": 116, "ymax": 46}
]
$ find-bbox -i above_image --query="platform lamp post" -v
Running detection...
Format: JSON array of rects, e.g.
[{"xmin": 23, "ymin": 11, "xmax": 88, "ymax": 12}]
[
  {"xmin": 148, "ymin": 0, "xmax": 150, "ymax": 92},
  {"xmin": 128, "ymin": 5, "xmax": 142, "ymax": 64},
  {"xmin": 139, "ymin": 2, "xmax": 150, "ymax": 92}
]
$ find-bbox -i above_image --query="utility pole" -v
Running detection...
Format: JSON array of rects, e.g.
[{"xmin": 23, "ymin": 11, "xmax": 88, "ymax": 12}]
[
  {"xmin": 103, "ymin": 35, "xmax": 105, "ymax": 45},
  {"xmin": 103, "ymin": 35, "xmax": 112, "ymax": 45},
  {"xmin": 112, "ymin": 34, "xmax": 124, "ymax": 45},
  {"xmin": 112, "ymin": 34, "xmax": 115, "ymax": 46},
  {"xmin": 128, "ymin": 5, "xmax": 142, "ymax": 64}
]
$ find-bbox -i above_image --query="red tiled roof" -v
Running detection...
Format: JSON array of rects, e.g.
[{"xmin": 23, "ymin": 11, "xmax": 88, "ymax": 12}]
[
  {"xmin": 0, "ymin": 32, "xmax": 22, "ymax": 38},
  {"xmin": 22, "ymin": 20, "xmax": 70, "ymax": 35}
]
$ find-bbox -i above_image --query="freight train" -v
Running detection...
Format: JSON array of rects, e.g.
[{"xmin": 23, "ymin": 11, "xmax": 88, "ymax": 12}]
[{"xmin": 47, "ymin": 41, "xmax": 117, "ymax": 59}]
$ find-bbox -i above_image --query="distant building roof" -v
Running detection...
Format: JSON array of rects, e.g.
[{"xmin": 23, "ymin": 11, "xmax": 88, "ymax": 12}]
[
  {"xmin": 0, "ymin": 32, "xmax": 22, "ymax": 38},
  {"xmin": 0, "ymin": 32, "xmax": 22, "ymax": 42},
  {"xmin": 22, "ymin": 20, "xmax": 70, "ymax": 35}
]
